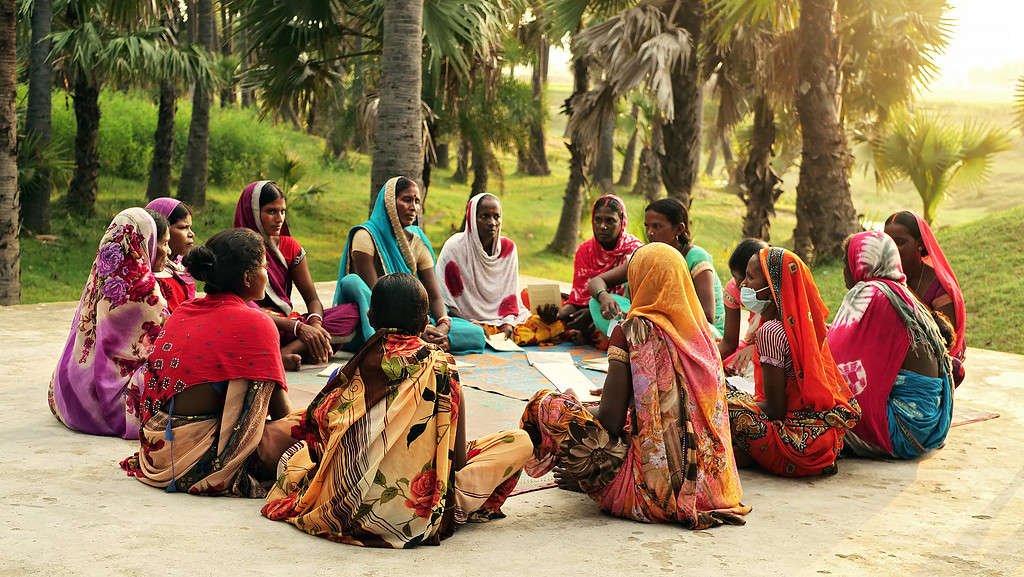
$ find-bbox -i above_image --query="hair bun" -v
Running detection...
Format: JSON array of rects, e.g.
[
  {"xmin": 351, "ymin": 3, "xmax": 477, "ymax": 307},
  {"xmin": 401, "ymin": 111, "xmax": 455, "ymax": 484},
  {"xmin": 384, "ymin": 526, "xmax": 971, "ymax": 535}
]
[{"xmin": 183, "ymin": 245, "xmax": 217, "ymax": 281}]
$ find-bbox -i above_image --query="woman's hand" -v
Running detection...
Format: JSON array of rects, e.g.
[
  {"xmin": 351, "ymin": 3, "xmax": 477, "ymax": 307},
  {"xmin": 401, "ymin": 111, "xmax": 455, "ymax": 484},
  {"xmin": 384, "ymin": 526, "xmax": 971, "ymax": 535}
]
[
  {"xmin": 725, "ymin": 345, "xmax": 755, "ymax": 376},
  {"xmin": 537, "ymin": 304, "xmax": 559, "ymax": 325},
  {"xmin": 421, "ymin": 324, "xmax": 451, "ymax": 351},
  {"xmin": 598, "ymin": 293, "xmax": 622, "ymax": 320},
  {"xmin": 501, "ymin": 324, "xmax": 515, "ymax": 340},
  {"xmin": 297, "ymin": 321, "xmax": 332, "ymax": 364},
  {"xmin": 566, "ymin": 308, "xmax": 591, "ymax": 332}
]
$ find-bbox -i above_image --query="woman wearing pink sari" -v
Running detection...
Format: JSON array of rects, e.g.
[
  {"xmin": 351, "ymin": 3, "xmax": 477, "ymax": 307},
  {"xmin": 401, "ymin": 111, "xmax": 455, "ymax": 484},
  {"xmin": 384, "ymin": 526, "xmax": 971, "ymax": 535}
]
[
  {"xmin": 884, "ymin": 211, "xmax": 966, "ymax": 386},
  {"xmin": 234, "ymin": 181, "xmax": 359, "ymax": 370},
  {"xmin": 48, "ymin": 208, "xmax": 171, "ymax": 438}
]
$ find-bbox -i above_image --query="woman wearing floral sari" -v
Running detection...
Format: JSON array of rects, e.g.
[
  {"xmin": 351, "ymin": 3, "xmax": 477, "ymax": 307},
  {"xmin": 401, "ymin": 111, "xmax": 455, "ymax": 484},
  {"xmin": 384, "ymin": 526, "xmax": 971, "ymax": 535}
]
[
  {"xmin": 520, "ymin": 243, "xmax": 749, "ymax": 528},
  {"xmin": 264, "ymin": 273, "xmax": 532, "ymax": 547},
  {"xmin": 121, "ymin": 229, "xmax": 299, "ymax": 497},
  {"xmin": 49, "ymin": 208, "xmax": 171, "ymax": 439},
  {"xmin": 145, "ymin": 197, "xmax": 196, "ymax": 311},
  {"xmin": 726, "ymin": 247, "xmax": 861, "ymax": 477},
  {"xmin": 234, "ymin": 181, "xmax": 359, "ymax": 370},
  {"xmin": 885, "ymin": 211, "xmax": 967, "ymax": 386},
  {"xmin": 828, "ymin": 231, "xmax": 954, "ymax": 459},
  {"xmin": 436, "ymin": 193, "xmax": 564, "ymax": 346},
  {"xmin": 333, "ymin": 176, "xmax": 485, "ymax": 354}
]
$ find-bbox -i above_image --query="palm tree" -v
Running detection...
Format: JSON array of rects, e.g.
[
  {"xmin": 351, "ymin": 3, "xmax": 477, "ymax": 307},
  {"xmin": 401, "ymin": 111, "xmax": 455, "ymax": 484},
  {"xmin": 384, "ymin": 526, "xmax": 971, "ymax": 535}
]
[
  {"xmin": 21, "ymin": 0, "xmax": 53, "ymax": 234},
  {"xmin": 0, "ymin": 0, "xmax": 20, "ymax": 304},
  {"xmin": 177, "ymin": 0, "xmax": 215, "ymax": 208},
  {"xmin": 874, "ymin": 112, "xmax": 1011, "ymax": 225}
]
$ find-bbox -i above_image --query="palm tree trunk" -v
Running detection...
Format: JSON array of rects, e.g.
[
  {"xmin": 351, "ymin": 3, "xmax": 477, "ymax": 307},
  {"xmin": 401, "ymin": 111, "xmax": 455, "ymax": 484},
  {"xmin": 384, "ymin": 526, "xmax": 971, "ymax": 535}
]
[
  {"xmin": 593, "ymin": 106, "xmax": 615, "ymax": 193},
  {"xmin": 22, "ymin": 0, "xmax": 51, "ymax": 234},
  {"xmin": 239, "ymin": 24, "xmax": 251, "ymax": 108},
  {"xmin": 634, "ymin": 120, "xmax": 664, "ymax": 201},
  {"xmin": 147, "ymin": 81, "xmax": 177, "ymax": 201},
  {"xmin": 548, "ymin": 53, "xmax": 590, "ymax": 256},
  {"xmin": 793, "ymin": 0, "xmax": 859, "ymax": 262},
  {"xmin": 453, "ymin": 134, "xmax": 470, "ymax": 183},
  {"xmin": 522, "ymin": 35, "xmax": 550, "ymax": 176},
  {"xmin": 178, "ymin": 0, "xmax": 214, "ymax": 208},
  {"xmin": 617, "ymin": 104, "xmax": 639, "ymax": 187},
  {"xmin": 741, "ymin": 95, "xmax": 782, "ymax": 241},
  {"xmin": 67, "ymin": 76, "xmax": 101, "ymax": 216},
  {"xmin": 369, "ymin": 0, "xmax": 424, "ymax": 209},
  {"xmin": 219, "ymin": 7, "xmax": 235, "ymax": 107},
  {"xmin": 0, "ymin": 0, "xmax": 21, "ymax": 304},
  {"xmin": 470, "ymin": 139, "xmax": 488, "ymax": 196},
  {"xmin": 657, "ymin": 0, "xmax": 704, "ymax": 211}
]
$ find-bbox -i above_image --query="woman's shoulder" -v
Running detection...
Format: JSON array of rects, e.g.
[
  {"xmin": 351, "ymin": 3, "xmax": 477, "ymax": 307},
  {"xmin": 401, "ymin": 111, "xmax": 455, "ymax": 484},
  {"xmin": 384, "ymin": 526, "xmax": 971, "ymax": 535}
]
[
  {"xmin": 686, "ymin": 244, "xmax": 713, "ymax": 263},
  {"xmin": 756, "ymin": 319, "xmax": 787, "ymax": 342},
  {"xmin": 278, "ymin": 235, "xmax": 303, "ymax": 258}
]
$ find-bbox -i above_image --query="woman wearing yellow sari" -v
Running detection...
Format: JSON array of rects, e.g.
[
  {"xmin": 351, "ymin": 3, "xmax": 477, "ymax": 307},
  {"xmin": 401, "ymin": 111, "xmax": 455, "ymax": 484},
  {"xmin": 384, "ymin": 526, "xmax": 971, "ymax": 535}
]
[
  {"xmin": 520, "ymin": 243, "xmax": 749, "ymax": 528},
  {"xmin": 263, "ymin": 273, "xmax": 532, "ymax": 547}
]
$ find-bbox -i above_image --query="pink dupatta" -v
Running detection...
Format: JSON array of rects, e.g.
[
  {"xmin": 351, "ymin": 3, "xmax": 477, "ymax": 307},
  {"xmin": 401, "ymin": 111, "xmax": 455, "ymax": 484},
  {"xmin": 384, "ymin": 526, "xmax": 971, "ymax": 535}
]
[{"xmin": 566, "ymin": 195, "xmax": 644, "ymax": 306}]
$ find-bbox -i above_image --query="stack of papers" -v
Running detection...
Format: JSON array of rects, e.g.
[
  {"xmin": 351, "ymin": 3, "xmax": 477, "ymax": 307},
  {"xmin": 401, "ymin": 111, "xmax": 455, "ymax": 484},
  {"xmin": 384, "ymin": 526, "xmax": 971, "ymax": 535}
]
[{"xmin": 485, "ymin": 333, "xmax": 524, "ymax": 352}]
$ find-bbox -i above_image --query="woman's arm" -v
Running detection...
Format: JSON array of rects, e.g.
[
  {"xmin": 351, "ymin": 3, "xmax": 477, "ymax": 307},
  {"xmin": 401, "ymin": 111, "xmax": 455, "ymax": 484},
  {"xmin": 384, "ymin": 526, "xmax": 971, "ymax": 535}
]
[
  {"xmin": 269, "ymin": 384, "xmax": 293, "ymax": 420},
  {"xmin": 351, "ymin": 251, "xmax": 379, "ymax": 290},
  {"xmin": 290, "ymin": 258, "xmax": 332, "ymax": 362},
  {"xmin": 757, "ymin": 364, "xmax": 787, "ymax": 420},
  {"xmin": 292, "ymin": 258, "xmax": 324, "ymax": 317},
  {"xmin": 718, "ymin": 306, "xmax": 741, "ymax": 359},
  {"xmin": 588, "ymin": 264, "xmax": 629, "ymax": 320},
  {"xmin": 454, "ymin": 388, "xmax": 467, "ymax": 471},
  {"xmin": 692, "ymin": 269, "xmax": 717, "ymax": 325},
  {"xmin": 596, "ymin": 356, "xmax": 632, "ymax": 437}
]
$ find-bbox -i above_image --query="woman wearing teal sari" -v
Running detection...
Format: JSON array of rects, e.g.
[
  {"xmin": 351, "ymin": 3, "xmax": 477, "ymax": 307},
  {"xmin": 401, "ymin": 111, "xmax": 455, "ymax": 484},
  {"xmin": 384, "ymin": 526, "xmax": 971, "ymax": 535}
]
[{"xmin": 334, "ymin": 176, "xmax": 485, "ymax": 354}]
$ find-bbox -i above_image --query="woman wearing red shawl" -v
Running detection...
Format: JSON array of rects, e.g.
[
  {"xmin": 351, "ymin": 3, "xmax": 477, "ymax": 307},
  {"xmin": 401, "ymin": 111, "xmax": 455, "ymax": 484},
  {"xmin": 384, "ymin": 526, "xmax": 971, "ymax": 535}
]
[
  {"xmin": 521, "ymin": 244, "xmax": 750, "ymax": 528},
  {"xmin": 145, "ymin": 197, "xmax": 196, "ymax": 311},
  {"xmin": 557, "ymin": 195, "xmax": 644, "ymax": 344},
  {"xmin": 121, "ymin": 229, "xmax": 300, "ymax": 497},
  {"xmin": 726, "ymin": 247, "xmax": 861, "ymax": 477},
  {"xmin": 884, "ymin": 211, "xmax": 967, "ymax": 387},
  {"xmin": 234, "ymin": 181, "xmax": 358, "ymax": 371},
  {"xmin": 828, "ymin": 231, "xmax": 953, "ymax": 459}
]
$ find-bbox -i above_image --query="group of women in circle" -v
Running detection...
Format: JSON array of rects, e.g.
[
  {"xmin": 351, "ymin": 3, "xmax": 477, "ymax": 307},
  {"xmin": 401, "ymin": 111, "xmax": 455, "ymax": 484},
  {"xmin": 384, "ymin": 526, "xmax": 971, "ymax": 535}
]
[{"xmin": 47, "ymin": 176, "xmax": 965, "ymax": 547}]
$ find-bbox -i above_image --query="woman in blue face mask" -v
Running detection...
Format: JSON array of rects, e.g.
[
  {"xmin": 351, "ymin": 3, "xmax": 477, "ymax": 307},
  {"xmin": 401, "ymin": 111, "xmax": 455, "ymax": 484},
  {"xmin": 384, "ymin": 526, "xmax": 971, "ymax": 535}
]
[{"xmin": 719, "ymin": 239, "xmax": 769, "ymax": 377}]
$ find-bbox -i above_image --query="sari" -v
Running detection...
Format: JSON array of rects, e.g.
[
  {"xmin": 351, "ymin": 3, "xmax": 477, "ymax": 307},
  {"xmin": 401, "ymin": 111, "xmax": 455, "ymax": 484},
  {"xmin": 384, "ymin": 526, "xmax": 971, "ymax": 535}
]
[
  {"xmin": 566, "ymin": 194, "xmax": 644, "ymax": 307},
  {"xmin": 333, "ymin": 176, "xmax": 485, "ymax": 354},
  {"xmin": 828, "ymin": 231, "xmax": 953, "ymax": 459},
  {"xmin": 911, "ymin": 213, "xmax": 967, "ymax": 386},
  {"xmin": 234, "ymin": 181, "xmax": 358, "ymax": 344},
  {"xmin": 262, "ymin": 330, "xmax": 532, "ymax": 548},
  {"xmin": 121, "ymin": 293, "xmax": 298, "ymax": 497},
  {"xmin": 520, "ymin": 243, "xmax": 750, "ymax": 528},
  {"xmin": 726, "ymin": 247, "xmax": 861, "ymax": 477},
  {"xmin": 145, "ymin": 197, "xmax": 196, "ymax": 311},
  {"xmin": 48, "ymin": 208, "xmax": 168, "ymax": 439}
]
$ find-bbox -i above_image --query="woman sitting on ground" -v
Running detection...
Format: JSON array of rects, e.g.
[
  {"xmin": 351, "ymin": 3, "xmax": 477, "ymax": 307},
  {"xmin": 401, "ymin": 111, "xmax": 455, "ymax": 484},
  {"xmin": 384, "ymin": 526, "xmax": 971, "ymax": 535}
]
[
  {"xmin": 49, "ymin": 208, "xmax": 171, "ymax": 439},
  {"xmin": 828, "ymin": 231, "xmax": 954, "ymax": 459},
  {"xmin": 146, "ymin": 197, "xmax": 196, "ymax": 311},
  {"xmin": 234, "ymin": 181, "xmax": 359, "ymax": 370},
  {"xmin": 884, "ymin": 211, "xmax": 966, "ymax": 386},
  {"xmin": 726, "ymin": 247, "xmax": 861, "ymax": 477},
  {"xmin": 588, "ymin": 198, "xmax": 726, "ymax": 339},
  {"xmin": 264, "ymin": 273, "xmax": 532, "ymax": 547},
  {"xmin": 718, "ymin": 239, "xmax": 769, "ymax": 377},
  {"xmin": 121, "ymin": 228, "xmax": 299, "ymax": 496},
  {"xmin": 557, "ymin": 194, "xmax": 644, "ymax": 345},
  {"xmin": 334, "ymin": 176, "xmax": 485, "ymax": 354},
  {"xmin": 520, "ymin": 244, "xmax": 750, "ymax": 528},
  {"xmin": 435, "ymin": 193, "xmax": 564, "ymax": 346}
]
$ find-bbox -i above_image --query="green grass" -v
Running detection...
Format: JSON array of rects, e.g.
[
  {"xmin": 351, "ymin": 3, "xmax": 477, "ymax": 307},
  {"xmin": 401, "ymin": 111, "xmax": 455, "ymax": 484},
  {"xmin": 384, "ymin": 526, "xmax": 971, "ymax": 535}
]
[{"xmin": 19, "ymin": 88, "xmax": 1024, "ymax": 355}]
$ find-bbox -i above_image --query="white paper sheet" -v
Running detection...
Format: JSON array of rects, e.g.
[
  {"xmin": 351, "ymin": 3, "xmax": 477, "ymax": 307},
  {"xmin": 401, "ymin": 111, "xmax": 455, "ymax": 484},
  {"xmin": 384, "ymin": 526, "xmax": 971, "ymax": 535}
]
[
  {"xmin": 581, "ymin": 358, "xmax": 609, "ymax": 373},
  {"xmin": 526, "ymin": 284, "xmax": 563, "ymax": 314},
  {"xmin": 485, "ymin": 333, "xmax": 525, "ymax": 352},
  {"xmin": 532, "ymin": 362, "xmax": 602, "ymax": 403},
  {"xmin": 317, "ymin": 363, "xmax": 343, "ymax": 378},
  {"xmin": 725, "ymin": 375, "xmax": 757, "ymax": 396},
  {"xmin": 455, "ymin": 360, "xmax": 477, "ymax": 370},
  {"xmin": 525, "ymin": 350, "xmax": 573, "ymax": 365}
]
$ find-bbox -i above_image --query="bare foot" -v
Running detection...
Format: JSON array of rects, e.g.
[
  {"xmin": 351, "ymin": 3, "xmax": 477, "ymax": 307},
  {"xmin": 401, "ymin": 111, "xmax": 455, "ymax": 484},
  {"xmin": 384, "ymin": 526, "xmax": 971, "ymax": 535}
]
[
  {"xmin": 282, "ymin": 353, "xmax": 302, "ymax": 372},
  {"xmin": 553, "ymin": 466, "xmax": 583, "ymax": 493}
]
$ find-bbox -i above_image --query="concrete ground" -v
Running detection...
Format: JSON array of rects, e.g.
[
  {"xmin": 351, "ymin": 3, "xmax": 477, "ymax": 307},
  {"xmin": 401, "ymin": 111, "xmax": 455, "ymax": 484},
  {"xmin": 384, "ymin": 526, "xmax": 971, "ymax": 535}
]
[{"xmin": 2, "ymin": 283, "xmax": 1022, "ymax": 577}]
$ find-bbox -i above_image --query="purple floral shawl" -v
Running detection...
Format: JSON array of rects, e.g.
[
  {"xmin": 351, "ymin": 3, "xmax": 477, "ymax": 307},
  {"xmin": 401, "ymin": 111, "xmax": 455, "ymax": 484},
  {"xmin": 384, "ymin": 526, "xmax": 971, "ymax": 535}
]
[{"xmin": 48, "ymin": 208, "xmax": 169, "ymax": 439}]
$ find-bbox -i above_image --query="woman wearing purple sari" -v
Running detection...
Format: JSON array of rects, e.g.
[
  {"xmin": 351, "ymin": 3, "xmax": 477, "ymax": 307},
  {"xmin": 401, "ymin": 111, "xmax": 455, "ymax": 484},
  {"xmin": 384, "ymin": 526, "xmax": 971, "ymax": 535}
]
[
  {"xmin": 234, "ymin": 181, "xmax": 358, "ymax": 370},
  {"xmin": 48, "ymin": 208, "xmax": 171, "ymax": 438},
  {"xmin": 145, "ymin": 197, "xmax": 196, "ymax": 311}
]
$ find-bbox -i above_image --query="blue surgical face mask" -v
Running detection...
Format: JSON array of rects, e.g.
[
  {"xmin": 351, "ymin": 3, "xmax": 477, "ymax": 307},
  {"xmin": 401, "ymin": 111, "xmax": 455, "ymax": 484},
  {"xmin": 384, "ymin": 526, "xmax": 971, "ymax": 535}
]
[{"xmin": 740, "ymin": 285, "xmax": 772, "ymax": 313}]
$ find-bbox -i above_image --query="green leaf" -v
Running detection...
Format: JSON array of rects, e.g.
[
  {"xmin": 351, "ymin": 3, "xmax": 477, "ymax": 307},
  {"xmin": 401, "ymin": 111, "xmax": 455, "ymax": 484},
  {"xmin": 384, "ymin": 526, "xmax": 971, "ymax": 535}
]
[
  {"xmin": 503, "ymin": 466, "xmax": 514, "ymax": 478},
  {"xmin": 352, "ymin": 503, "xmax": 374, "ymax": 522},
  {"xmin": 379, "ymin": 487, "xmax": 399, "ymax": 504},
  {"xmin": 398, "ymin": 477, "xmax": 410, "ymax": 486},
  {"xmin": 402, "ymin": 524, "xmax": 413, "ymax": 538},
  {"xmin": 406, "ymin": 422, "xmax": 427, "ymax": 447},
  {"xmin": 373, "ymin": 470, "xmax": 387, "ymax": 487}
]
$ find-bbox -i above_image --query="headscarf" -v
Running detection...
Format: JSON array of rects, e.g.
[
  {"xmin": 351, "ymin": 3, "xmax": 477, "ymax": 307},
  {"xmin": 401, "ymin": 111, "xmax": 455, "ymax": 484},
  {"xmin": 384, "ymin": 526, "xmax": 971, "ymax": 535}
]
[
  {"xmin": 828, "ymin": 231, "xmax": 949, "ymax": 454},
  {"xmin": 137, "ymin": 292, "xmax": 286, "ymax": 424},
  {"xmin": 758, "ymin": 247, "xmax": 857, "ymax": 414},
  {"xmin": 910, "ymin": 212, "xmax": 966, "ymax": 359},
  {"xmin": 333, "ymin": 176, "xmax": 435, "ymax": 304},
  {"xmin": 48, "ymin": 208, "xmax": 168, "ymax": 439},
  {"xmin": 434, "ymin": 194, "xmax": 530, "ymax": 326},
  {"xmin": 145, "ymin": 197, "xmax": 196, "ymax": 301},
  {"xmin": 566, "ymin": 194, "xmax": 644, "ymax": 306},
  {"xmin": 233, "ymin": 181, "xmax": 295, "ymax": 314}
]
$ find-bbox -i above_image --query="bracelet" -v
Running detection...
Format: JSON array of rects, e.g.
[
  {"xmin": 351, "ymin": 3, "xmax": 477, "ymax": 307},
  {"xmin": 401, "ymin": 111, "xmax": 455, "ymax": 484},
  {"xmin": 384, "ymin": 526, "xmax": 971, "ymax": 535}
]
[
  {"xmin": 306, "ymin": 313, "xmax": 323, "ymax": 324},
  {"xmin": 436, "ymin": 316, "xmax": 452, "ymax": 327},
  {"xmin": 596, "ymin": 289, "xmax": 608, "ymax": 298},
  {"xmin": 293, "ymin": 319, "xmax": 303, "ymax": 336}
]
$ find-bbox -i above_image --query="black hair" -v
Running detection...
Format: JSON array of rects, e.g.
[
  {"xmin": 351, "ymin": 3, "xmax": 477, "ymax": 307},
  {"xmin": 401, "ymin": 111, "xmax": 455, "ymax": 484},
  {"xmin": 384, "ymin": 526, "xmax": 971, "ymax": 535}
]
[
  {"xmin": 369, "ymin": 273, "xmax": 428, "ymax": 335},
  {"xmin": 645, "ymin": 197, "xmax": 690, "ymax": 246},
  {"xmin": 886, "ymin": 211, "xmax": 927, "ymax": 256},
  {"xmin": 167, "ymin": 202, "xmax": 192, "ymax": 225},
  {"xmin": 395, "ymin": 177, "xmax": 415, "ymax": 196},
  {"xmin": 145, "ymin": 209, "xmax": 169, "ymax": 241},
  {"xmin": 729, "ymin": 238, "xmax": 769, "ymax": 275},
  {"xmin": 593, "ymin": 196, "xmax": 624, "ymax": 219},
  {"xmin": 183, "ymin": 228, "xmax": 265, "ymax": 295},
  {"xmin": 931, "ymin": 309, "xmax": 956, "ymax": 350},
  {"xmin": 258, "ymin": 181, "xmax": 285, "ymax": 208}
]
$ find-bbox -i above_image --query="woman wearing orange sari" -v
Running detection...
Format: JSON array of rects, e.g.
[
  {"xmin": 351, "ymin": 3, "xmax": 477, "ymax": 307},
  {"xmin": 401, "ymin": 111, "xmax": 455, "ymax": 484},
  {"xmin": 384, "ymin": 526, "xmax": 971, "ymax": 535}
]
[
  {"xmin": 520, "ymin": 243, "xmax": 749, "ymax": 528},
  {"xmin": 726, "ymin": 247, "xmax": 861, "ymax": 477}
]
